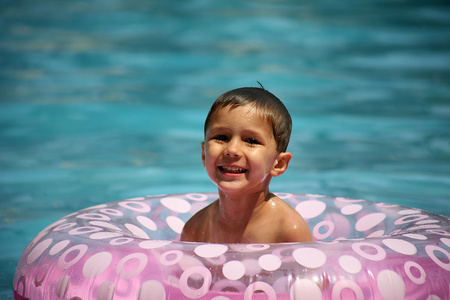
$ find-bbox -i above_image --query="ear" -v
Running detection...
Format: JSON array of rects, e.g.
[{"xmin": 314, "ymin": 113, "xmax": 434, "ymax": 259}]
[
  {"xmin": 201, "ymin": 141, "xmax": 206, "ymax": 168},
  {"xmin": 270, "ymin": 152, "xmax": 292, "ymax": 177}
]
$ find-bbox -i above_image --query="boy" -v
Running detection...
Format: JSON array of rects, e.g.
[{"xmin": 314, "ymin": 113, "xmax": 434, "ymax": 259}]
[{"xmin": 180, "ymin": 87, "xmax": 313, "ymax": 243}]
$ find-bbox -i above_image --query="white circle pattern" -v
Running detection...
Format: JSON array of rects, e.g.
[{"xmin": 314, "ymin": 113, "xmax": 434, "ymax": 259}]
[
  {"xmin": 293, "ymin": 248, "xmax": 327, "ymax": 268},
  {"xmin": 382, "ymin": 239, "xmax": 417, "ymax": 255},
  {"xmin": 338, "ymin": 255, "xmax": 362, "ymax": 274},
  {"xmin": 355, "ymin": 213, "xmax": 386, "ymax": 231},
  {"xmin": 222, "ymin": 261, "xmax": 246, "ymax": 280},
  {"xmin": 341, "ymin": 204, "xmax": 363, "ymax": 215},
  {"xmin": 179, "ymin": 266, "xmax": 212, "ymax": 299},
  {"xmin": 116, "ymin": 253, "xmax": 148, "ymax": 279},
  {"xmin": 160, "ymin": 250, "xmax": 184, "ymax": 266},
  {"xmin": 161, "ymin": 197, "xmax": 191, "ymax": 213},
  {"xmin": 195, "ymin": 244, "xmax": 228, "ymax": 258},
  {"xmin": 290, "ymin": 279, "xmax": 322, "ymax": 300},
  {"xmin": 244, "ymin": 282, "xmax": 276, "ymax": 300},
  {"xmin": 258, "ymin": 254, "xmax": 281, "ymax": 271},
  {"xmin": 351, "ymin": 242, "xmax": 386, "ymax": 261},
  {"xmin": 331, "ymin": 279, "xmax": 364, "ymax": 300},
  {"xmin": 404, "ymin": 261, "xmax": 426, "ymax": 284},
  {"xmin": 377, "ymin": 270, "xmax": 406, "ymax": 300},
  {"xmin": 58, "ymin": 244, "xmax": 88, "ymax": 270},
  {"xmin": 295, "ymin": 200, "xmax": 327, "ymax": 219},
  {"xmin": 83, "ymin": 252, "xmax": 112, "ymax": 279}
]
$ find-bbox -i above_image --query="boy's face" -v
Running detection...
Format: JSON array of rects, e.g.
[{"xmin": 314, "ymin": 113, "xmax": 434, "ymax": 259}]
[{"xmin": 202, "ymin": 104, "xmax": 290, "ymax": 195}]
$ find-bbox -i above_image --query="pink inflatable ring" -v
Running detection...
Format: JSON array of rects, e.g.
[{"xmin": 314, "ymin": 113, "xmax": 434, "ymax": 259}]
[{"xmin": 13, "ymin": 193, "xmax": 450, "ymax": 299}]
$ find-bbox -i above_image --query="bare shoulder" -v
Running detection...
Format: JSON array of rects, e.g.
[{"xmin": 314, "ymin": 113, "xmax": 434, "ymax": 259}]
[
  {"xmin": 180, "ymin": 200, "xmax": 217, "ymax": 242},
  {"xmin": 270, "ymin": 196, "xmax": 314, "ymax": 243},
  {"xmin": 269, "ymin": 195, "xmax": 300, "ymax": 217}
]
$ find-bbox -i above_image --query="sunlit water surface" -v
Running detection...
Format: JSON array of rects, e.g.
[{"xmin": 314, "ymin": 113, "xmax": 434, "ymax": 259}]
[{"xmin": 1, "ymin": 0, "xmax": 449, "ymax": 298}]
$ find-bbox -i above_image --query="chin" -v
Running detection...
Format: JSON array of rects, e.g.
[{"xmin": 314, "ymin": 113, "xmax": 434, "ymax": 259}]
[{"xmin": 217, "ymin": 183, "xmax": 247, "ymax": 193}]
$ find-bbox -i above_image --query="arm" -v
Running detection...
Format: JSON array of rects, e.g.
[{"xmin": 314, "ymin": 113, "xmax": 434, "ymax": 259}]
[
  {"xmin": 275, "ymin": 200, "xmax": 314, "ymax": 243},
  {"xmin": 180, "ymin": 201, "xmax": 215, "ymax": 242},
  {"xmin": 180, "ymin": 219, "xmax": 197, "ymax": 242},
  {"xmin": 279, "ymin": 215, "xmax": 314, "ymax": 243}
]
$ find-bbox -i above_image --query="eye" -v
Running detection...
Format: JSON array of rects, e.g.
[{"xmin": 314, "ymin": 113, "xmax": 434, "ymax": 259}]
[
  {"xmin": 212, "ymin": 134, "xmax": 229, "ymax": 142},
  {"xmin": 246, "ymin": 138, "xmax": 261, "ymax": 145}
]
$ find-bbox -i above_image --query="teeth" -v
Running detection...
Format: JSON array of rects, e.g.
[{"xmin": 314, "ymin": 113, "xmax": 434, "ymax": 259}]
[{"xmin": 220, "ymin": 166, "xmax": 247, "ymax": 173}]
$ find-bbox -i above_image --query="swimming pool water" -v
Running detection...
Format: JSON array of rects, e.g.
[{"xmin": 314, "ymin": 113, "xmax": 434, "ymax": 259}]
[{"xmin": 1, "ymin": 0, "xmax": 449, "ymax": 298}]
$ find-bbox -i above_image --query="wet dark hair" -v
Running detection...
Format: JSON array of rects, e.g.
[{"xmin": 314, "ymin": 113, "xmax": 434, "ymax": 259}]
[{"xmin": 204, "ymin": 87, "xmax": 292, "ymax": 152}]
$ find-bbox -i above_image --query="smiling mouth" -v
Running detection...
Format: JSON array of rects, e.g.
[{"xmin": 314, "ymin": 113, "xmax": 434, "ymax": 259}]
[{"xmin": 219, "ymin": 166, "xmax": 247, "ymax": 174}]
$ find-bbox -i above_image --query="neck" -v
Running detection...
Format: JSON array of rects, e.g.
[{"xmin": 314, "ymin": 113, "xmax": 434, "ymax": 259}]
[{"xmin": 217, "ymin": 189, "xmax": 271, "ymax": 226}]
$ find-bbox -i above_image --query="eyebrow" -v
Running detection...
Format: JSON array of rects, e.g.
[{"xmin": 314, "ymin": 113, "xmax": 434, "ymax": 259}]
[
  {"xmin": 206, "ymin": 126, "xmax": 229, "ymax": 134},
  {"xmin": 240, "ymin": 129, "xmax": 266, "ymax": 139},
  {"xmin": 207, "ymin": 126, "xmax": 269, "ymax": 141}
]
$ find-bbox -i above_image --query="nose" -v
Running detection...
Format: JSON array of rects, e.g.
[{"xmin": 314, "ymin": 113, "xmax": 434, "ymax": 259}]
[{"xmin": 224, "ymin": 138, "xmax": 242, "ymax": 157}]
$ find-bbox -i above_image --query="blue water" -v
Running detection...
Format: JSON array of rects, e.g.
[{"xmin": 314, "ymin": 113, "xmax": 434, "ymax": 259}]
[{"xmin": 1, "ymin": 0, "xmax": 449, "ymax": 298}]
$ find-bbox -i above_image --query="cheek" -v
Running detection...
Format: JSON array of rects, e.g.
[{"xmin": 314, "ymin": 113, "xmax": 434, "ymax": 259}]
[
  {"xmin": 205, "ymin": 144, "xmax": 222, "ymax": 159},
  {"xmin": 248, "ymin": 159, "xmax": 270, "ymax": 178},
  {"xmin": 256, "ymin": 154, "xmax": 278, "ymax": 174},
  {"xmin": 203, "ymin": 148, "xmax": 218, "ymax": 168}
]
